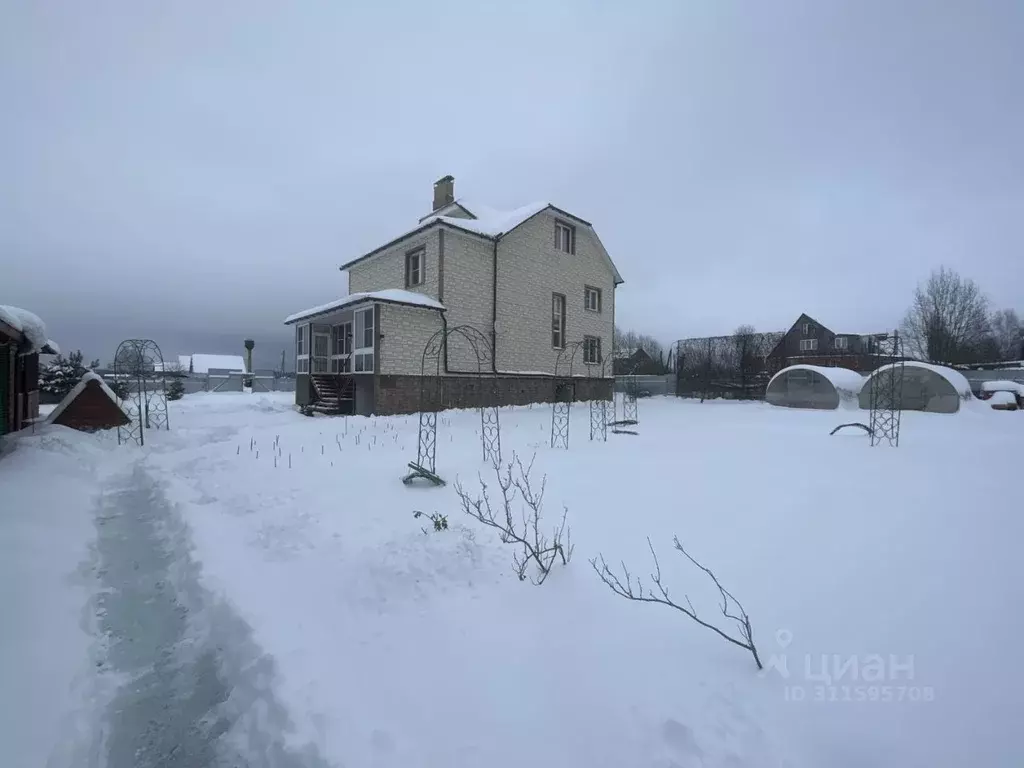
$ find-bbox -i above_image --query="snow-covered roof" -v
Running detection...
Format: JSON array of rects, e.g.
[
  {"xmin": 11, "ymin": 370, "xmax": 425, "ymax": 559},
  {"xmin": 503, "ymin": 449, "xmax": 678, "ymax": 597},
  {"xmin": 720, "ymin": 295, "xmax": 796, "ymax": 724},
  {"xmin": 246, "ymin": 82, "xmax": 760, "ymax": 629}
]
[
  {"xmin": 46, "ymin": 371, "xmax": 127, "ymax": 424},
  {"xmin": 422, "ymin": 201, "xmax": 550, "ymax": 238},
  {"xmin": 873, "ymin": 361, "xmax": 974, "ymax": 398},
  {"xmin": 188, "ymin": 354, "xmax": 247, "ymax": 374},
  {"xmin": 284, "ymin": 289, "xmax": 445, "ymax": 325},
  {"xmin": 980, "ymin": 380, "xmax": 1024, "ymax": 395},
  {"xmin": 0, "ymin": 304, "xmax": 50, "ymax": 353},
  {"xmin": 43, "ymin": 339, "xmax": 60, "ymax": 355},
  {"xmin": 769, "ymin": 364, "xmax": 866, "ymax": 394}
]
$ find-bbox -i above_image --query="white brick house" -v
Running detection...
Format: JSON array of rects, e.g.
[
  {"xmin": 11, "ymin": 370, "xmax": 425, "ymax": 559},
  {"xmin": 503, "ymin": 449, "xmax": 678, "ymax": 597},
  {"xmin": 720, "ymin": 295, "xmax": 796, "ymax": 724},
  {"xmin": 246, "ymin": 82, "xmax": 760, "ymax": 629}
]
[{"xmin": 284, "ymin": 175, "xmax": 624, "ymax": 415}]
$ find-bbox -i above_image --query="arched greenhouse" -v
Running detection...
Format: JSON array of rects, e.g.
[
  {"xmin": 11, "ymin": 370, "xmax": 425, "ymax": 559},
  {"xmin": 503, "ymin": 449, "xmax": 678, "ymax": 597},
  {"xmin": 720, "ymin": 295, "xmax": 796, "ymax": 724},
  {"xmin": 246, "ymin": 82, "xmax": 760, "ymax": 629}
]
[
  {"xmin": 857, "ymin": 361, "xmax": 973, "ymax": 413},
  {"xmin": 765, "ymin": 365, "xmax": 865, "ymax": 410}
]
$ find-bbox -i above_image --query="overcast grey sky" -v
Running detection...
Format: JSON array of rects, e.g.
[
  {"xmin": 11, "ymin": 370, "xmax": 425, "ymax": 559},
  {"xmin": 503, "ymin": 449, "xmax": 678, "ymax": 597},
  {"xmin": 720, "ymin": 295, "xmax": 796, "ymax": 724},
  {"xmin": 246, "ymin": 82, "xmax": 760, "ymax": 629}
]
[{"xmin": 3, "ymin": 0, "xmax": 1023, "ymax": 362}]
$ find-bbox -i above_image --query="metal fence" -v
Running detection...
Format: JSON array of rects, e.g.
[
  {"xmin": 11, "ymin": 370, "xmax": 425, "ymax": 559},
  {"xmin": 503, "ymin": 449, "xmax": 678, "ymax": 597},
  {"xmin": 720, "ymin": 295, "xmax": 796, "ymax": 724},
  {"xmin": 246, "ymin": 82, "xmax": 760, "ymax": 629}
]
[
  {"xmin": 674, "ymin": 332, "xmax": 784, "ymax": 401},
  {"xmin": 102, "ymin": 371, "xmax": 296, "ymax": 395},
  {"xmin": 614, "ymin": 374, "xmax": 676, "ymax": 397}
]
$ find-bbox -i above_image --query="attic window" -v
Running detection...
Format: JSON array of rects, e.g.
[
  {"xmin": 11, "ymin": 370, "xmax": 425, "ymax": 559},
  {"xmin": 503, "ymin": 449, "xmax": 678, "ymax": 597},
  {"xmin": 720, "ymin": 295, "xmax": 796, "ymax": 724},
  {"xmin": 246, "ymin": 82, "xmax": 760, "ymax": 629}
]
[
  {"xmin": 405, "ymin": 247, "xmax": 424, "ymax": 288},
  {"xmin": 802, "ymin": 322, "xmax": 812, "ymax": 335},
  {"xmin": 554, "ymin": 220, "xmax": 575, "ymax": 254},
  {"xmin": 799, "ymin": 338, "xmax": 818, "ymax": 352}
]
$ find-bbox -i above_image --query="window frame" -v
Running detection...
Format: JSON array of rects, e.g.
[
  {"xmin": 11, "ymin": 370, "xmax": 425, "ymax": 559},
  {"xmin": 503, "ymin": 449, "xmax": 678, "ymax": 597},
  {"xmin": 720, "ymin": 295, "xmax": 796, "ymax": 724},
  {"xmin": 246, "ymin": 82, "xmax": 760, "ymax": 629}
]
[
  {"xmin": 554, "ymin": 220, "xmax": 575, "ymax": 254},
  {"xmin": 799, "ymin": 338, "xmax": 818, "ymax": 352},
  {"xmin": 801, "ymin": 322, "xmax": 812, "ymax": 335},
  {"xmin": 295, "ymin": 324, "xmax": 310, "ymax": 373},
  {"xmin": 551, "ymin": 292, "xmax": 567, "ymax": 349},
  {"xmin": 583, "ymin": 335, "xmax": 602, "ymax": 365},
  {"xmin": 405, "ymin": 247, "xmax": 425, "ymax": 289},
  {"xmin": 584, "ymin": 285, "xmax": 602, "ymax": 313},
  {"xmin": 353, "ymin": 307, "xmax": 375, "ymax": 374},
  {"xmin": 331, "ymin": 321, "xmax": 352, "ymax": 373},
  {"xmin": 834, "ymin": 336, "xmax": 848, "ymax": 350}
]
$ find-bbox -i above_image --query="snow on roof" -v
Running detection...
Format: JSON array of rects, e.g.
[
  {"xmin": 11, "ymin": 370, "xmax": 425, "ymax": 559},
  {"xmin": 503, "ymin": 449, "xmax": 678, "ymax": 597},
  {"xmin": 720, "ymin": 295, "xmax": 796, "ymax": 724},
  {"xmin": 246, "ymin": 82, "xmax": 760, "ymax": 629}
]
[
  {"xmin": 427, "ymin": 201, "xmax": 550, "ymax": 238},
  {"xmin": 188, "ymin": 354, "xmax": 247, "ymax": 374},
  {"xmin": 0, "ymin": 304, "xmax": 49, "ymax": 353},
  {"xmin": 46, "ymin": 371, "xmax": 127, "ymax": 424},
  {"xmin": 43, "ymin": 339, "xmax": 60, "ymax": 355},
  {"xmin": 873, "ymin": 361, "xmax": 974, "ymax": 398},
  {"xmin": 981, "ymin": 380, "xmax": 1024, "ymax": 395},
  {"xmin": 769, "ymin": 364, "xmax": 866, "ymax": 394},
  {"xmin": 284, "ymin": 289, "xmax": 445, "ymax": 325}
]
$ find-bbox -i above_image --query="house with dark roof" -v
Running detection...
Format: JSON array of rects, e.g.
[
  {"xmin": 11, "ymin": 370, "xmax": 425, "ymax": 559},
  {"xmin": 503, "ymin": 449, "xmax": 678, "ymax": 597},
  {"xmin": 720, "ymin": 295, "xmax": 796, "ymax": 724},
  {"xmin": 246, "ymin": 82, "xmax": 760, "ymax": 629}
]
[
  {"xmin": 766, "ymin": 313, "xmax": 886, "ymax": 374},
  {"xmin": 284, "ymin": 175, "xmax": 625, "ymax": 415}
]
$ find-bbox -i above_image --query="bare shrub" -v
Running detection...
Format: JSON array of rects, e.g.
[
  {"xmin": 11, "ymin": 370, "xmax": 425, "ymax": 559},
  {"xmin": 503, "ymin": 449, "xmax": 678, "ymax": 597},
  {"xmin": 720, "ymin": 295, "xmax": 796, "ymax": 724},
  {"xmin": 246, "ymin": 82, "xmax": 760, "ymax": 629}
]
[
  {"xmin": 591, "ymin": 537, "xmax": 762, "ymax": 670},
  {"xmin": 456, "ymin": 452, "xmax": 573, "ymax": 584},
  {"xmin": 413, "ymin": 510, "xmax": 449, "ymax": 534}
]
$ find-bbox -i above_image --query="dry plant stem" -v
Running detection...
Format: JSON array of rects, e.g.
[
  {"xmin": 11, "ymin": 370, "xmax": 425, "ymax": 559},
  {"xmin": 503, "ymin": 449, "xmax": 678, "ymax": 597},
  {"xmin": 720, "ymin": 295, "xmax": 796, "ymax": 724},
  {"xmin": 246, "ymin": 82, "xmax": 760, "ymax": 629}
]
[
  {"xmin": 590, "ymin": 536, "xmax": 761, "ymax": 670},
  {"xmin": 456, "ymin": 452, "xmax": 573, "ymax": 585}
]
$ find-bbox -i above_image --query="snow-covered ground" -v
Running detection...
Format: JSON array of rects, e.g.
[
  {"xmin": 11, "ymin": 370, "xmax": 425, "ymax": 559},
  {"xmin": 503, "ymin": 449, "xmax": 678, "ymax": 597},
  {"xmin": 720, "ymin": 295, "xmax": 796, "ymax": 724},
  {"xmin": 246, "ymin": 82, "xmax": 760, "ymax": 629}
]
[{"xmin": 2, "ymin": 393, "xmax": 1021, "ymax": 767}]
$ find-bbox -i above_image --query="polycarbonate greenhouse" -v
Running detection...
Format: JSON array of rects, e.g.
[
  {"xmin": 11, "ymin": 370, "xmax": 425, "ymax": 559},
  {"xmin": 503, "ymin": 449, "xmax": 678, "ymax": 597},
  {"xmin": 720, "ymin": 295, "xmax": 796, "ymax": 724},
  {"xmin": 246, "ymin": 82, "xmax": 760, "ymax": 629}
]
[
  {"xmin": 765, "ymin": 365, "xmax": 865, "ymax": 410},
  {"xmin": 857, "ymin": 361, "xmax": 973, "ymax": 414}
]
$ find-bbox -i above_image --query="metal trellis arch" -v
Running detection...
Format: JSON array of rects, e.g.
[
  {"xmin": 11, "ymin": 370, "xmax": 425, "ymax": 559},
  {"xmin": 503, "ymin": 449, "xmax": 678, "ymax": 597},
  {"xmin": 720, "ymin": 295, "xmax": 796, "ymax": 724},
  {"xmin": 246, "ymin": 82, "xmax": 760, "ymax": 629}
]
[
  {"xmin": 868, "ymin": 331, "xmax": 905, "ymax": 447},
  {"xmin": 113, "ymin": 339, "xmax": 170, "ymax": 446},
  {"xmin": 402, "ymin": 324, "xmax": 502, "ymax": 486},
  {"xmin": 550, "ymin": 340, "xmax": 607, "ymax": 449}
]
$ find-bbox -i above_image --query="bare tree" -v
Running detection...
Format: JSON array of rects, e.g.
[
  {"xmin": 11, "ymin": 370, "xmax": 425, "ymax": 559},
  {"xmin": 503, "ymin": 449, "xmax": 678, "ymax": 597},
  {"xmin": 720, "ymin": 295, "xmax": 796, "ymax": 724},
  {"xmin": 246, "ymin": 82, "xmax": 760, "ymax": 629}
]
[
  {"xmin": 456, "ymin": 453, "xmax": 573, "ymax": 585},
  {"xmin": 989, "ymin": 309, "xmax": 1023, "ymax": 361},
  {"xmin": 615, "ymin": 326, "xmax": 665, "ymax": 363},
  {"xmin": 591, "ymin": 537, "xmax": 762, "ymax": 670},
  {"xmin": 731, "ymin": 324, "xmax": 758, "ymax": 396},
  {"xmin": 901, "ymin": 267, "xmax": 990, "ymax": 364}
]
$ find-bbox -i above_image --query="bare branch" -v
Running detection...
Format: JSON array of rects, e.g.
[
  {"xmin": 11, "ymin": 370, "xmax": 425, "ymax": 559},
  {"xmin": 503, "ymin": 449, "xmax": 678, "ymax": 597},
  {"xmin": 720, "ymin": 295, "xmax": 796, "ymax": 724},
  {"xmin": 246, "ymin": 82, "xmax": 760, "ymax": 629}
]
[
  {"xmin": 457, "ymin": 451, "xmax": 572, "ymax": 585},
  {"xmin": 590, "ymin": 537, "xmax": 762, "ymax": 670}
]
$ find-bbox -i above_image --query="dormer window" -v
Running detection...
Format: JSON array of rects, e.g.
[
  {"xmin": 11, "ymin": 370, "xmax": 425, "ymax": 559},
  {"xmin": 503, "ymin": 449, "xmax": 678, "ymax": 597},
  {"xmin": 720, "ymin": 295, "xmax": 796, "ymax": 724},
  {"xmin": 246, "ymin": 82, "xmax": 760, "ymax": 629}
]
[{"xmin": 554, "ymin": 220, "xmax": 575, "ymax": 254}]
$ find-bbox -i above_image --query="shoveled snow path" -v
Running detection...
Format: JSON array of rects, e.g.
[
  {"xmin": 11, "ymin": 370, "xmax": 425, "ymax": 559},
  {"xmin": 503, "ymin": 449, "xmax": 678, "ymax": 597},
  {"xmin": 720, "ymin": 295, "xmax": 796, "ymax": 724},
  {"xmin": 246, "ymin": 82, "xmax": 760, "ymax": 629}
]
[{"xmin": 92, "ymin": 463, "xmax": 331, "ymax": 768}]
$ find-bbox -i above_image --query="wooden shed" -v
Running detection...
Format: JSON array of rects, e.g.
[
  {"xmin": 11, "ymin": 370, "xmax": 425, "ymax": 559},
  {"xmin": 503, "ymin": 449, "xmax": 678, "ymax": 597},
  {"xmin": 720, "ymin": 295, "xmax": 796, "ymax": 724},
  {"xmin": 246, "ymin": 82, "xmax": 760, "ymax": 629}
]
[{"xmin": 47, "ymin": 372, "xmax": 129, "ymax": 431}]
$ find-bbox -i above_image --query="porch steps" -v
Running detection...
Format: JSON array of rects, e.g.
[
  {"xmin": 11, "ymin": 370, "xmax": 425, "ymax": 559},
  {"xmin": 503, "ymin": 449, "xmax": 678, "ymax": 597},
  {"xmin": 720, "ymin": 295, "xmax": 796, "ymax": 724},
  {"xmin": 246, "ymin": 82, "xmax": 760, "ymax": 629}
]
[{"xmin": 311, "ymin": 375, "xmax": 354, "ymax": 415}]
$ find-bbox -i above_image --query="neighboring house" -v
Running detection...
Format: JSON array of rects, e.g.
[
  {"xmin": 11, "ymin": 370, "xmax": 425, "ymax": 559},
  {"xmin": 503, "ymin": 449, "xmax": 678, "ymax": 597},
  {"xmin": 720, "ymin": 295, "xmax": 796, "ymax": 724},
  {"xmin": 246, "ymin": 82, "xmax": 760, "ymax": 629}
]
[
  {"xmin": 766, "ymin": 313, "xmax": 887, "ymax": 374},
  {"xmin": 0, "ymin": 304, "xmax": 60, "ymax": 436},
  {"xmin": 285, "ymin": 175, "xmax": 624, "ymax": 415},
  {"xmin": 613, "ymin": 348, "xmax": 663, "ymax": 376}
]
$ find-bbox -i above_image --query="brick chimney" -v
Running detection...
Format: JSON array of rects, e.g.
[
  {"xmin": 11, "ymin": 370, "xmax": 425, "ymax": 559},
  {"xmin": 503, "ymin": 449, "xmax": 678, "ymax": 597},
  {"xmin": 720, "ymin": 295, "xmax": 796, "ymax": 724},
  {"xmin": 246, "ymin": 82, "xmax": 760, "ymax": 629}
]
[{"xmin": 432, "ymin": 175, "xmax": 455, "ymax": 211}]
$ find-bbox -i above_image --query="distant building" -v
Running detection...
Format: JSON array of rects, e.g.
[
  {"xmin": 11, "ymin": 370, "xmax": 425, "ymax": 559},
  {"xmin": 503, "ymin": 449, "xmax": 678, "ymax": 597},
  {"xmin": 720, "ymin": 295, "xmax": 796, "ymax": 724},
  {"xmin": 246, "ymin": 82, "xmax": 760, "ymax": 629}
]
[
  {"xmin": 178, "ymin": 354, "xmax": 248, "ymax": 375},
  {"xmin": 766, "ymin": 313, "xmax": 889, "ymax": 374}
]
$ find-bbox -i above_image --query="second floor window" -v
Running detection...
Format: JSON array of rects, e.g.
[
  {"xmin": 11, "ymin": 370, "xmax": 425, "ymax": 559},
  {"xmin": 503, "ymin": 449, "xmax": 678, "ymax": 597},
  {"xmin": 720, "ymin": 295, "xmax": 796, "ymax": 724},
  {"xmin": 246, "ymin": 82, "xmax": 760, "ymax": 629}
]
[
  {"xmin": 583, "ymin": 336, "xmax": 602, "ymax": 364},
  {"xmin": 799, "ymin": 338, "xmax": 818, "ymax": 352},
  {"xmin": 554, "ymin": 220, "xmax": 575, "ymax": 254},
  {"xmin": 834, "ymin": 336, "xmax": 848, "ymax": 350},
  {"xmin": 584, "ymin": 286, "xmax": 602, "ymax": 312},
  {"xmin": 552, "ymin": 293, "xmax": 566, "ymax": 349},
  {"xmin": 405, "ymin": 248, "xmax": 424, "ymax": 288}
]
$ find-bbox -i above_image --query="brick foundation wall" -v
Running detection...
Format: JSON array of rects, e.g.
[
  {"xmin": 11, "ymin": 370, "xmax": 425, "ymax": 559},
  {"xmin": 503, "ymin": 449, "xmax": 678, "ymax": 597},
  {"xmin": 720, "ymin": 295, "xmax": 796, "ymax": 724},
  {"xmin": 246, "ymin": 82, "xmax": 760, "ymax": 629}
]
[{"xmin": 375, "ymin": 374, "xmax": 612, "ymax": 416}]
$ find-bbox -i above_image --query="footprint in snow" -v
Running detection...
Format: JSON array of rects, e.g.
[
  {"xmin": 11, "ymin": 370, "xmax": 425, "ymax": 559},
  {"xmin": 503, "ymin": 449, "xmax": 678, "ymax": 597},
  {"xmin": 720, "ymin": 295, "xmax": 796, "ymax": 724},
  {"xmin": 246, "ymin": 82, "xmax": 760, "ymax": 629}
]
[{"xmin": 659, "ymin": 718, "xmax": 705, "ymax": 767}]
